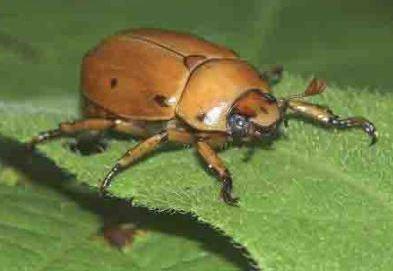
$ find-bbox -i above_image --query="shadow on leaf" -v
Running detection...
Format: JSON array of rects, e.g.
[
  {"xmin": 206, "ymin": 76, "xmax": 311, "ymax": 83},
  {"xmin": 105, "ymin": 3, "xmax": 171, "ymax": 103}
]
[{"xmin": 0, "ymin": 134, "xmax": 258, "ymax": 270}]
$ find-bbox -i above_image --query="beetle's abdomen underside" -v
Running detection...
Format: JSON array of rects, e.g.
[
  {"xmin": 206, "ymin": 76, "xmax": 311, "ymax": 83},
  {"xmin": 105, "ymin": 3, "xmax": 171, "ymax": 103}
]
[{"xmin": 81, "ymin": 28, "xmax": 237, "ymax": 121}]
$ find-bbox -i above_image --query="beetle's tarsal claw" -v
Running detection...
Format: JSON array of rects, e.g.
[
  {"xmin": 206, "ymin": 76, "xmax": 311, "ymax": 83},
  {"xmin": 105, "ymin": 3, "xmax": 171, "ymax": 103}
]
[
  {"xmin": 99, "ymin": 183, "xmax": 109, "ymax": 197},
  {"xmin": 25, "ymin": 137, "xmax": 42, "ymax": 152},
  {"xmin": 100, "ymin": 163, "xmax": 121, "ymax": 195},
  {"xmin": 330, "ymin": 117, "xmax": 378, "ymax": 146},
  {"xmin": 363, "ymin": 122, "xmax": 378, "ymax": 146},
  {"xmin": 220, "ymin": 177, "xmax": 239, "ymax": 206},
  {"xmin": 25, "ymin": 142, "xmax": 36, "ymax": 152}
]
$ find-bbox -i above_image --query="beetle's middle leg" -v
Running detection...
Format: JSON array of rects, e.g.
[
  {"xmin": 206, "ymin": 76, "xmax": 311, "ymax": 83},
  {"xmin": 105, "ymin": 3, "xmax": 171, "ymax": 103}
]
[
  {"xmin": 286, "ymin": 100, "xmax": 377, "ymax": 145},
  {"xmin": 100, "ymin": 131, "xmax": 168, "ymax": 193},
  {"xmin": 196, "ymin": 140, "xmax": 238, "ymax": 206}
]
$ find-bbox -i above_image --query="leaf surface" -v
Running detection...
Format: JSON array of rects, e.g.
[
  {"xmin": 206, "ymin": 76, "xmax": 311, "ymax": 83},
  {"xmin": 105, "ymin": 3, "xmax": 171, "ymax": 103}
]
[
  {"xmin": 2, "ymin": 0, "xmax": 393, "ymax": 269},
  {"xmin": 1, "ymin": 76, "xmax": 392, "ymax": 269},
  {"xmin": 0, "ymin": 181, "xmax": 244, "ymax": 271}
]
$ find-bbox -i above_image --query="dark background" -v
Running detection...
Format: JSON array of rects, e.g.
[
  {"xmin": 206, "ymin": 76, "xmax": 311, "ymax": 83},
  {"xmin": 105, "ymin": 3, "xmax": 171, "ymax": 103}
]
[{"xmin": 1, "ymin": 0, "xmax": 392, "ymax": 100}]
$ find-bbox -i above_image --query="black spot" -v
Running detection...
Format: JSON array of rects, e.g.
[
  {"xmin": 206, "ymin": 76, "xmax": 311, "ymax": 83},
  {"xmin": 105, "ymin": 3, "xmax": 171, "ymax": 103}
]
[
  {"xmin": 153, "ymin": 95, "xmax": 169, "ymax": 107},
  {"xmin": 196, "ymin": 112, "xmax": 206, "ymax": 122},
  {"xmin": 110, "ymin": 78, "xmax": 117, "ymax": 89}
]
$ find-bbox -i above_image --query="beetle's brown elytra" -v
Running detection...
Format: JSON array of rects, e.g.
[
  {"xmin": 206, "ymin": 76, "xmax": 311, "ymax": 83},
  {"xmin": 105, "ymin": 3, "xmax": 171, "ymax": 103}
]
[{"xmin": 27, "ymin": 28, "xmax": 378, "ymax": 206}]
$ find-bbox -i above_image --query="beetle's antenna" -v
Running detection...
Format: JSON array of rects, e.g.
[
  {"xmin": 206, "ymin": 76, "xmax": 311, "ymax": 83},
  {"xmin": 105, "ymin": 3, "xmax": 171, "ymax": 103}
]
[{"xmin": 285, "ymin": 78, "xmax": 327, "ymax": 100}]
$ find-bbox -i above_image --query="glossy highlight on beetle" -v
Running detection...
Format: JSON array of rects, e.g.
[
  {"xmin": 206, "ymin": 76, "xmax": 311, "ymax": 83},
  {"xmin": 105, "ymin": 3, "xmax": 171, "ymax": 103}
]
[{"xmin": 26, "ymin": 28, "xmax": 378, "ymax": 206}]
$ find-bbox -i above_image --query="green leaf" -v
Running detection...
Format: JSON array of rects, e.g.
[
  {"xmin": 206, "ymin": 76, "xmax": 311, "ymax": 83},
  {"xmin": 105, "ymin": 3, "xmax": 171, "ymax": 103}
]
[
  {"xmin": 0, "ymin": 180, "xmax": 246, "ymax": 271},
  {"xmin": 2, "ymin": 1, "xmax": 393, "ymax": 269},
  {"xmin": 1, "ymin": 74, "xmax": 392, "ymax": 270}
]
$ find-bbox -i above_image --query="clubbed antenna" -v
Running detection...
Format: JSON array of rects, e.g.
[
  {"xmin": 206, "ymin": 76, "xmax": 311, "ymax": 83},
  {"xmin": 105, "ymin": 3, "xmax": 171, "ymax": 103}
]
[
  {"xmin": 304, "ymin": 78, "xmax": 327, "ymax": 97},
  {"xmin": 285, "ymin": 78, "xmax": 327, "ymax": 100}
]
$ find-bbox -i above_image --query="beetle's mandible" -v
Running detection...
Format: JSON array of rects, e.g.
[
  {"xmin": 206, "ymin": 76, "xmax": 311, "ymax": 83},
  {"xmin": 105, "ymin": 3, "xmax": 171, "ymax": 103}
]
[{"xmin": 27, "ymin": 28, "xmax": 377, "ymax": 205}]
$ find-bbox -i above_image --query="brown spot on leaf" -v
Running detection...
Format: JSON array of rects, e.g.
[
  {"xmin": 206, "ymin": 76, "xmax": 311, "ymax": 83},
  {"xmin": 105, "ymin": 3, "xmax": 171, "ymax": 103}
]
[{"xmin": 102, "ymin": 223, "xmax": 137, "ymax": 250}]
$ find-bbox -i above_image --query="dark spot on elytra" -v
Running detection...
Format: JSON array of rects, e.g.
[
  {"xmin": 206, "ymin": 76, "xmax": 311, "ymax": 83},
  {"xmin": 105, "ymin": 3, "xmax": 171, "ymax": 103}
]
[
  {"xmin": 153, "ymin": 95, "xmax": 169, "ymax": 107},
  {"xmin": 196, "ymin": 112, "xmax": 206, "ymax": 122},
  {"xmin": 110, "ymin": 78, "xmax": 117, "ymax": 89}
]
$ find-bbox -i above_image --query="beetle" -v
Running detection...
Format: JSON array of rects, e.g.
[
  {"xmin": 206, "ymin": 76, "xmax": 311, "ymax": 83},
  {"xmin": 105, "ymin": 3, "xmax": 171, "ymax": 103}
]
[{"xmin": 27, "ymin": 28, "xmax": 377, "ymax": 205}]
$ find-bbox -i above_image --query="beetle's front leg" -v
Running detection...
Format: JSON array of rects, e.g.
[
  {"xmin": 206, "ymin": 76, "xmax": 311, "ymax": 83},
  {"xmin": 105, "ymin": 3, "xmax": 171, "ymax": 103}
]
[
  {"xmin": 100, "ymin": 131, "xmax": 168, "ymax": 193},
  {"xmin": 286, "ymin": 100, "xmax": 377, "ymax": 145},
  {"xmin": 196, "ymin": 141, "xmax": 238, "ymax": 206}
]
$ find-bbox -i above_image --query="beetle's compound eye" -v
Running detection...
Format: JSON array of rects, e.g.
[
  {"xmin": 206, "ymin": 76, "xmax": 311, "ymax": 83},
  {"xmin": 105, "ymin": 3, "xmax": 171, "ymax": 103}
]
[{"xmin": 228, "ymin": 114, "xmax": 251, "ymax": 138}]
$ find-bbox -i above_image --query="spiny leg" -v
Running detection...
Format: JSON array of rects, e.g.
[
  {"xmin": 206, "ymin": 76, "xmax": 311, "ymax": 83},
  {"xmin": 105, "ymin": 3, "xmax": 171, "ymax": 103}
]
[
  {"xmin": 26, "ymin": 119, "xmax": 115, "ymax": 150},
  {"xmin": 286, "ymin": 100, "xmax": 377, "ymax": 145},
  {"xmin": 196, "ymin": 141, "xmax": 238, "ymax": 206},
  {"xmin": 100, "ymin": 131, "xmax": 168, "ymax": 193},
  {"xmin": 26, "ymin": 118, "xmax": 150, "ymax": 150}
]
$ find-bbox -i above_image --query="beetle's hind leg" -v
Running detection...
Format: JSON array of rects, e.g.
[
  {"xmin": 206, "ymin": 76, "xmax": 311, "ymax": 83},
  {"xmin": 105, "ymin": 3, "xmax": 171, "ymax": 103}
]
[
  {"xmin": 26, "ymin": 118, "xmax": 150, "ymax": 151},
  {"xmin": 26, "ymin": 119, "xmax": 115, "ymax": 150},
  {"xmin": 286, "ymin": 100, "xmax": 377, "ymax": 145},
  {"xmin": 196, "ymin": 141, "xmax": 238, "ymax": 206},
  {"xmin": 100, "ymin": 131, "xmax": 168, "ymax": 193}
]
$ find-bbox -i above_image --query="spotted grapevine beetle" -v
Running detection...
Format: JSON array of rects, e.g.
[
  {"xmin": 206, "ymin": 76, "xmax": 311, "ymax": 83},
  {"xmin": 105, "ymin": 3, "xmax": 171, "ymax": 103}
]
[{"xmin": 27, "ymin": 29, "xmax": 377, "ymax": 205}]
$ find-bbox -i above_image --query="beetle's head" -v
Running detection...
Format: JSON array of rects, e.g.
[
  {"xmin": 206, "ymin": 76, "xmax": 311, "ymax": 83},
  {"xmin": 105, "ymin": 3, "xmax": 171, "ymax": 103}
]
[{"xmin": 228, "ymin": 89, "xmax": 281, "ymax": 142}]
